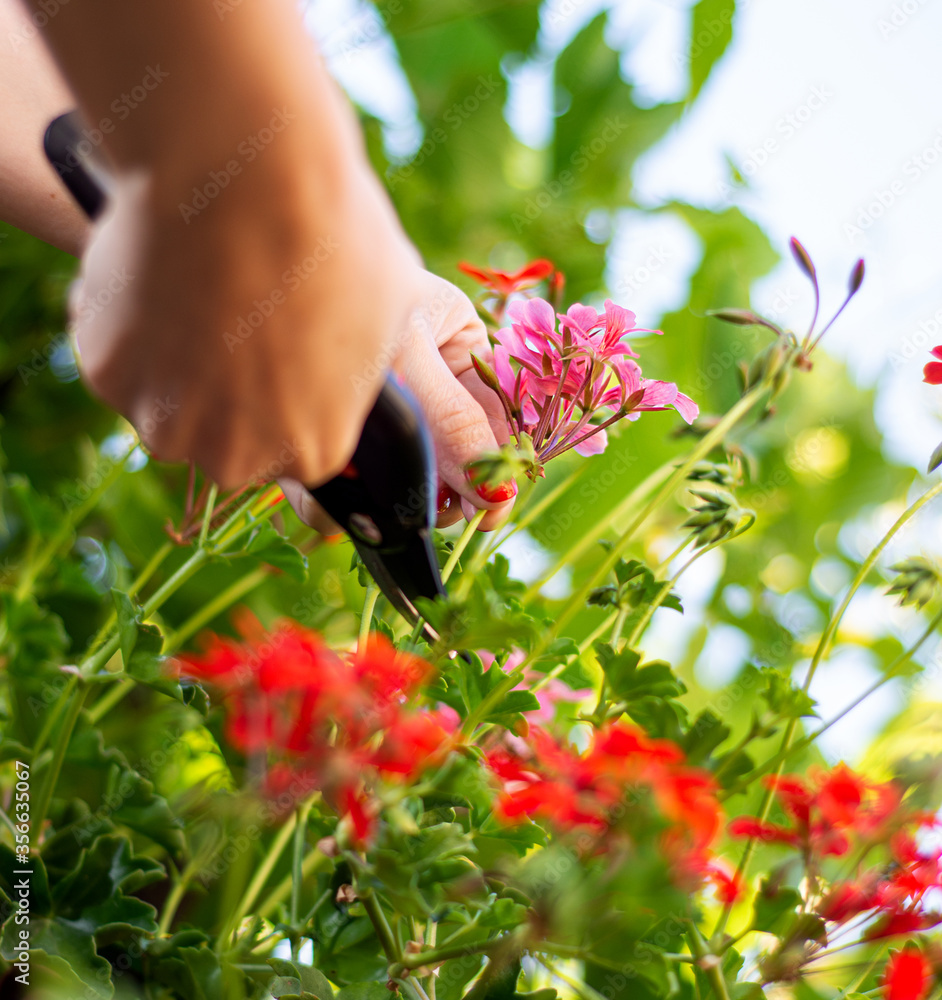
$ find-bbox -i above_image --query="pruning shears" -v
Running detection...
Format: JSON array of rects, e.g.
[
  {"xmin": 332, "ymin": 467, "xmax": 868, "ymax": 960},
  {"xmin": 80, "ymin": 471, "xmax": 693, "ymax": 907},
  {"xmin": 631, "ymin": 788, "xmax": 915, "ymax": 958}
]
[{"xmin": 44, "ymin": 111, "xmax": 446, "ymax": 640}]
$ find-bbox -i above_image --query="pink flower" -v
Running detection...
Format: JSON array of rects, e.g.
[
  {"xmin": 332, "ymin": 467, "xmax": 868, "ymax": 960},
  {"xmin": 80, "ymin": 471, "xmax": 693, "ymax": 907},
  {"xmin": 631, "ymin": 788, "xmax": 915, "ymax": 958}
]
[{"xmin": 477, "ymin": 295, "xmax": 698, "ymax": 473}]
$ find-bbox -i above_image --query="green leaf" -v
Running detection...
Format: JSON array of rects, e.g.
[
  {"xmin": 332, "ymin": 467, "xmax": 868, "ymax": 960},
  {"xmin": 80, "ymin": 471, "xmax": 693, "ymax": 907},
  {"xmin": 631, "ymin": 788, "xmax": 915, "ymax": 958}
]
[
  {"xmin": 52, "ymin": 834, "xmax": 164, "ymax": 915},
  {"xmin": 752, "ymin": 879, "xmax": 802, "ymax": 934},
  {"xmin": 682, "ymin": 710, "xmax": 731, "ymax": 764},
  {"xmin": 243, "ymin": 519, "xmax": 308, "ymax": 581},
  {"xmin": 111, "ymin": 587, "xmax": 140, "ymax": 664},
  {"xmin": 688, "ymin": 0, "xmax": 736, "ymax": 101},
  {"xmin": 730, "ymin": 984, "xmax": 766, "ymax": 1000},
  {"xmin": 335, "ymin": 984, "xmax": 390, "ymax": 1000},
  {"xmin": 155, "ymin": 945, "xmax": 225, "ymax": 1000},
  {"xmin": 269, "ymin": 958, "xmax": 336, "ymax": 999},
  {"xmin": 0, "ymin": 914, "xmax": 113, "ymax": 999},
  {"xmin": 760, "ymin": 668, "xmax": 818, "ymax": 720},
  {"xmin": 596, "ymin": 644, "xmax": 686, "ymax": 703}
]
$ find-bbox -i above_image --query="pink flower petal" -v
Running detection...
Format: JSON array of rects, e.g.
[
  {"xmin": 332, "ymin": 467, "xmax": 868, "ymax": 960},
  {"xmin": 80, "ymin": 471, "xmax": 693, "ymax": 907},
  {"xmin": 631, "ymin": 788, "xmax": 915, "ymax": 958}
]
[{"xmin": 574, "ymin": 427, "xmax": 608, "ymax": 456}]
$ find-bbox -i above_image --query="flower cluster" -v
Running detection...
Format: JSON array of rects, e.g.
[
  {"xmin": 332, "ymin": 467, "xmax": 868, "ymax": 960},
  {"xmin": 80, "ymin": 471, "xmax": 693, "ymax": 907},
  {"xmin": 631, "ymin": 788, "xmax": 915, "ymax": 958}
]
[
  {"xmin": 485, "ymin": 722, "xmax": 734, "ymax": 898},
  {"xmin": 730, "ymin": 765, "xmax": 942, "ymax": 991},
  {"xmin": 471, "ymin": 292, "xmax": 698, "ymax": 475},
  {"xmin": 176, "ymin": 616, "xmax": 454, "ymax": 845}
]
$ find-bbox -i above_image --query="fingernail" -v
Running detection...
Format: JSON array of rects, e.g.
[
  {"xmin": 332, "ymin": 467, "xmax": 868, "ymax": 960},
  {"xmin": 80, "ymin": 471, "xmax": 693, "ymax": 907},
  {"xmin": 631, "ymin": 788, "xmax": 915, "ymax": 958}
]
[
  {"xmin": 465, "ymin": 472, "xmax": 517, "ymax": 504},
  {"xmin": 437, "ymin": 483, "xmax": 458, "ymax": 516}
]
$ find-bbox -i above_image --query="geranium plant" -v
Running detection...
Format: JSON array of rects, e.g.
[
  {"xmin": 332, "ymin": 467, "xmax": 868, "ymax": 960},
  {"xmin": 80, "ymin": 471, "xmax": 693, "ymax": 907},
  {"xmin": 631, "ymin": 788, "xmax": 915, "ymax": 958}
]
[{"xmin": 3, "ymin": 238, "xmax": 942, "ymax": 1000}]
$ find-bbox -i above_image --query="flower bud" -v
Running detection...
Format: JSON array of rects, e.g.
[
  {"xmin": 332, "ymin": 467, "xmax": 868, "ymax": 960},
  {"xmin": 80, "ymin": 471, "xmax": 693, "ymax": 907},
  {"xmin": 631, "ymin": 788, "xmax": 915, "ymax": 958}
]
[
  {"xmin": 887, "ymin": 558, "xmax": 940, "ymax": 609},
  {"xmin": 682, "ymin": 490, "xmax": 753, "ymax": 547},
  {"xmin": 848, "ymin": 258, "xmax": 865, "ymax": 295},
  {"xmin": 789, "ymin": 236, "xmax": 816, "ymax": 281},
  {"xmin": 687, "ymin": 461, "xmax": 737, "ymax": 487}
]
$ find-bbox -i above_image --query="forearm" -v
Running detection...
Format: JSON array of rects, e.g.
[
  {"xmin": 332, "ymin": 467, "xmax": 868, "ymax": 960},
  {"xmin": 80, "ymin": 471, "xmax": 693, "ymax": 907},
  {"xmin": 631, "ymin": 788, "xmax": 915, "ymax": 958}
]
[
  {"xmin": 19, "ymin": 0, "xmax": 365, "ymax": 203},
  {"xmin": 0, "ymin": 0, "xmax": 87, "ymax": 254}
]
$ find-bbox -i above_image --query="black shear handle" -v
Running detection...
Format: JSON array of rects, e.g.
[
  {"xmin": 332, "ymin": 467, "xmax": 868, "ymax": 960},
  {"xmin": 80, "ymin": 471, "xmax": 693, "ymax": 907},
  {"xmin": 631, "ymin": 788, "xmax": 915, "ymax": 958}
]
[{"xmin": 43, "ymin": 111, "xmax": 439, "ymax": 548}]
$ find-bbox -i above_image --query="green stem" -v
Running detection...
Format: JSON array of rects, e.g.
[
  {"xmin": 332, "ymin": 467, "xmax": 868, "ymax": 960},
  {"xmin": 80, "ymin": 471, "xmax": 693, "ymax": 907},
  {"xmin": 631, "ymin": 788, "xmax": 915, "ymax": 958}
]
[
  {"xmin": 163, "ymin": 565, "xmax": 269, "ymax": 652},
  {"xmin": 484, "ymin": 464, "xmax": 586, "ymax": 559},
  {"xmin": 397, "ymin": 939, "xmax": 504, "ymax": 970},
  {"xmin": 198, "ymin": 483, "xmax": 219, "ymax": 549},
  {"xmin": 722, "ymin": 606, "xmax": 942, "ymax": 799},
  {"xmin": 30, "ymin": 683, "xmax": 87, "ymax": 845},
  {"xmin": 30, "ymin": 675, "xmax": 76, "ymax": 760},
  {"xmin": 443, "ymin": 509, "xmax": 486, "ymax": 584},
  {"xmin": 222, "ymin": 812, "xmax": 298, "ymax": 948},
  {"xmin": 592, "ymin": 604, "xmax": 628, "ymax": 719},
  {"xmin": 801, "ymin": 478, "xmax": 942, "ymax": 695},
  {"xmin": 358, "ymin": 583, "xmax": 379, "ymax": 652},
  {"xmin": 15, "ymin": 443, "xmax": 134, "ymax": 600},
  {"xmin": 359, "ymin": 887, "xmax": 400, "ymax": 964},
  {"xmin": 290, "ymin": 800, "xmax": 312, "ymax": 958},
  {"xmin": 624, "ymin": 519, "xmax": 753, "ymax": 653},
  {"xmin": 714, "ymin": 478, "xmax": 942, "ymax": 938},
  {"xmin": 159, "ymin": 858, "xmax": 202, "ymax": 935},
  {"xmin": 522, "ymin": 459, "xmax": 675, "ymax": 603},
  {"xmin": 551, "ymin": 386, "xmax": 765, "ymax": 635},
  {"xmin": 686, "ymin": 923, "xmax": 730, "ymax": 1000},
  {"xmin": 256, "ymin": 844, "xmax": 328, "ymax": 921},
  {"xmin": 86, "ymin": 540, "xmax": 174, "ymax": 657},
  {"xmin": 538, "ymin": 958, "xmax": 609, "ymax": 1000},
  {"xmin": 86, "ymin": 677, "xmax": 136, "ymax": 725}
]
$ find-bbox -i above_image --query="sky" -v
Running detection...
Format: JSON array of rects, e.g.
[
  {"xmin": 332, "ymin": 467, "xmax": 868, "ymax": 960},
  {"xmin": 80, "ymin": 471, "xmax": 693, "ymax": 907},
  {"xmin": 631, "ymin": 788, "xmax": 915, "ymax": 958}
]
[{"xmin": 305, "ymin": 0, "xmax": 942, "ymax": 761}]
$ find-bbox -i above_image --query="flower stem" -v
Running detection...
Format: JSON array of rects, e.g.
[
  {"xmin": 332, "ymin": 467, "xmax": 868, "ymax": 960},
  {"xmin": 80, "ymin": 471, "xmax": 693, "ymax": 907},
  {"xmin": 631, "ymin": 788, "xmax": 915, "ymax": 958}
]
[
  {"xmin": 165, "ymin": 565, "xmax": 270, "ymax": 653},
  {"xmin": 359, "ymin": 886, "xmax": 400, "ymax": 964},
  {"xmin": 443, "ymin": 509, "xmax": 486, "ymax": 583},
  {"xmin": 686, "ymin": 922, "xmax": 730, "ymax": 1000},
  {"xmin": 551, "ymin": 385, "xmax": 766, "ymax": 635},
  {"xmin": 722, "ymin": 605, "xmax": 942, "ymax": 799},
  {"xmin": 256, "ymin": 842, "xmax": 328, "ymax": 921},
  {"xmin": 85, "ymin": 540, "xmax": 174, "ymax": 657},
  {"xmin": 358, "ymin": 583, "xmax": 379, "ymax": 653},
  {"xmin": 522, "ymin": 460, "xmax": 675, "ymax": 603},
  {"xmin": 222, "ymin": 812, "xmax": 298, "ymax": 949},
  {"xmin": 14, "ymin": 441, "xmax": 135, "ymax": 601},
  {"xmin": 290, "ymin": 800, "xmax": 312, "ymax": 959},
  {"xmin": 29, "ymin": 682, "xmax": 87, "ymax": 845},
  {"xmin": 802, "ymin": 478, "xmax": 942, "ymax": 695},
  {"xmin": 198, "ymin": 483, "xmax": 219, "ymax": 549},
  {"xmin": 715, "ymin": 479, "xmax": 942, "ymax": 933}
]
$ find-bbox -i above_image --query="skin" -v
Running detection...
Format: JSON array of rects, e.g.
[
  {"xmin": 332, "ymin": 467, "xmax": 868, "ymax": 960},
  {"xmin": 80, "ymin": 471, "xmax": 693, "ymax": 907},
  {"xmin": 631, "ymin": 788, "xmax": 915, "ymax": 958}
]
[{"xmin": 2, "ymin": 0, "xmax": 512, "ymax": 529}]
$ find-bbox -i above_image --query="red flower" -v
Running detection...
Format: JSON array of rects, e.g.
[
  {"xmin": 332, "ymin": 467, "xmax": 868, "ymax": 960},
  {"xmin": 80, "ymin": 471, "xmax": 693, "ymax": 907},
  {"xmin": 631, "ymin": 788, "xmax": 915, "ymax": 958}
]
[
  {"xmin": 458, "ymin": 258, "xmax": 555, "ymax": 297},
  {"xmin": 486, "ymin": 722, "xmax": 723, "ymax": 891},
  {"xmin": 176, "ymin": 618, "xmax": 446, "ymax": 845},
  {"xmin": 882, "ymin": 948, "xmax": 933, "ymax": 1000},
  {"xmin": 924, "ymin": 346, "xmax": 942, "ymax": 384}
]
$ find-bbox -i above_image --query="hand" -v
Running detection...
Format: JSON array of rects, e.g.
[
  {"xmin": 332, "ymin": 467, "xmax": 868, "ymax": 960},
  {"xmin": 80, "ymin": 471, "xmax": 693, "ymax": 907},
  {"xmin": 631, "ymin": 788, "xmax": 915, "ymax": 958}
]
[
  {"xmin": 70, "ymin": 120, "xmax": 513, "ymax": 530},
  {"xmin": 279, "ymin": 269, "xmax": 515, "ymax": 534}
]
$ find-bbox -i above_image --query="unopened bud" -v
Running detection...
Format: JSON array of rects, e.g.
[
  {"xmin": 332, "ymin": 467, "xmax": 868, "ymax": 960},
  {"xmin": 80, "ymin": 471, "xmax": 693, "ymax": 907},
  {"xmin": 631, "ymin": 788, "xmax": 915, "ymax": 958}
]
[
  {"xmin": 848, "ymin": 258, "xmax": 865, "ymax": 294},
  {"xmin": 789, "ymin": 236, "xmax": 816, "ymax": 281},
  {"xmin": 887, "ymin": 558, "xmax": 939, "ymax": 609}
]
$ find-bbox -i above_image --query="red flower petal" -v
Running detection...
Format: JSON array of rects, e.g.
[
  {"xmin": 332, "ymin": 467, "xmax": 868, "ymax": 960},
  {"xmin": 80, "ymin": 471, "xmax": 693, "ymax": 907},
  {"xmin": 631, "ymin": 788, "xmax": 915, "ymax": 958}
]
[
  {"xmin": 924, "ymin": 361, "xmax": 942, "ymax": 384},
  {"xmin": 882, "ymin": 948, "xmax": 932, "ymax": 1000}
]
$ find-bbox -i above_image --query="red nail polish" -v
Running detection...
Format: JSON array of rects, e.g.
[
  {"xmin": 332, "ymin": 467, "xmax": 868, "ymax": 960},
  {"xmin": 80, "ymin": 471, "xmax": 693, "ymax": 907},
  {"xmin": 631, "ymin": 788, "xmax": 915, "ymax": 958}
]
[
  {"xmin": 472, "ymin": 478, "xmax": 517, "ymax": 503},
  {"xmin": 437, "ymin": 484, "xmax": 458, "ymax": 516}
]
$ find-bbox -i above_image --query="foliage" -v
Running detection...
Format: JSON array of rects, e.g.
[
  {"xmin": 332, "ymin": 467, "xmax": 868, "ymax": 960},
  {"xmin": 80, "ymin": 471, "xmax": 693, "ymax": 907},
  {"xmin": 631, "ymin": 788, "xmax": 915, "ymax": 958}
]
[{"xmin": 1, "ymin": 3, "xmax": 941, "ymax": 1000}]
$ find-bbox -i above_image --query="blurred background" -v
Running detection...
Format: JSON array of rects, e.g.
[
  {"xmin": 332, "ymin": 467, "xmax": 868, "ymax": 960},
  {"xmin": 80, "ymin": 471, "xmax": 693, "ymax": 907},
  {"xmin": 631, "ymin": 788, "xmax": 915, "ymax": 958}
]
[{"xmin": 3, "ymin": 0, "xmax": 942, "ymax": 771}]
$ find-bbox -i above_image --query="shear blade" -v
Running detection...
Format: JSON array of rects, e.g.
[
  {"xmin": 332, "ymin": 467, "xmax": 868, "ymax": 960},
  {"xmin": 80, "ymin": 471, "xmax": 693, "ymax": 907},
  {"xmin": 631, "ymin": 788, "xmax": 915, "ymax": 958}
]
[{"xmin": 354, "ymin": 535, "xmax": 444, "ymax": 644}]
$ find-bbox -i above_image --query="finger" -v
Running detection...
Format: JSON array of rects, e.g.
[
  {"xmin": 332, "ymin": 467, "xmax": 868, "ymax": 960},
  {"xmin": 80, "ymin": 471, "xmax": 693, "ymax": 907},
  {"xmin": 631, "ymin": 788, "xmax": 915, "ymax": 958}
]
[{"xmin": 399, "ymin": 335, "xmax": 515, "ymax": 532}]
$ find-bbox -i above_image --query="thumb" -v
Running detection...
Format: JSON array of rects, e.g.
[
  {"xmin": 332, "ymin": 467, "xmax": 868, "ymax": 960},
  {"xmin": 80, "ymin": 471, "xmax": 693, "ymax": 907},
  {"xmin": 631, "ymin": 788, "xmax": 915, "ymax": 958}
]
[{"xmin": 398, "ymin": 337, "xmax": 516, "ymax": 531}]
